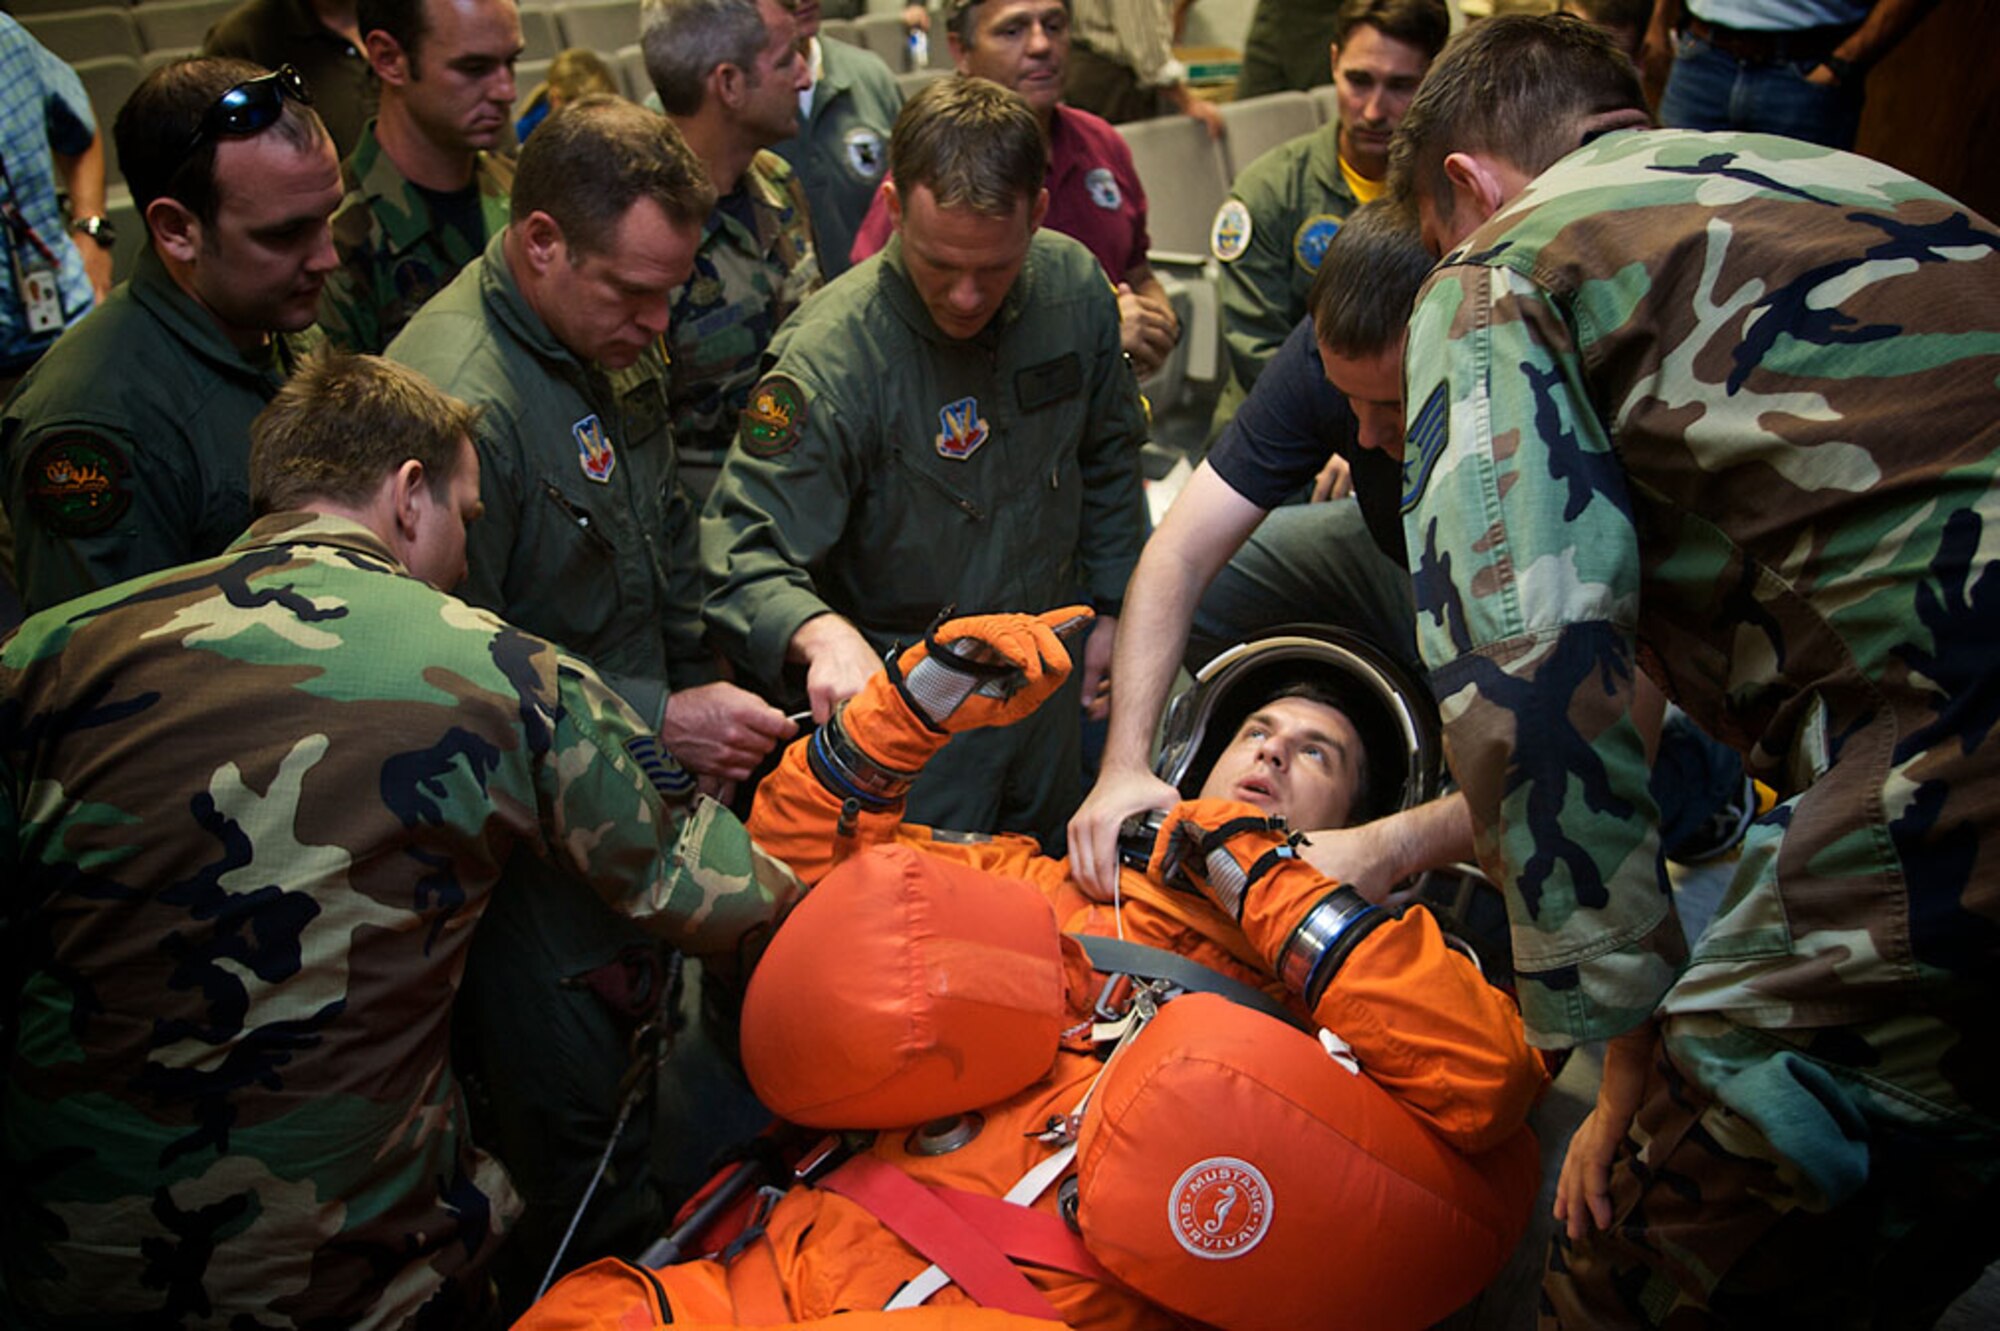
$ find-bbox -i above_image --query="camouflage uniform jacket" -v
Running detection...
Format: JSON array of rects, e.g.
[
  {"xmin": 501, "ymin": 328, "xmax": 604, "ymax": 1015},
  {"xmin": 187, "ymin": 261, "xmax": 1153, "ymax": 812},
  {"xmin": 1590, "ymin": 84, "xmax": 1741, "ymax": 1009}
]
[
  {"xmin": 387, "ymin": 231, "xmax": 716, "ymax": 728},
  {"xmin": 0, "ymin": 245, "xmax": 317, "ymax": 616},
  {"xmin": 1401, "ymin": 130, "xmax": 2000, "ymax": 1048},
  {"xmin": 1210, "ymin": 121, "xmax": 1358, "ymax": 393},
  {"xmin": 667, "ymin": 149, "xmax": 821, "ymax": 483},
  {"xmin": 772, "ymin": 36, "xmax": 901, "ymax": 281},
  {"xmin": 0, "ymin": 512, "xmax": 799, "ymax": 1328},
  {"xmin": 319, "ymin": 119, "xmax": 515, "ymax": 353},
  {"xmin": 701, "ymin": 229, "xmax": 1149, "ymax": 677}
]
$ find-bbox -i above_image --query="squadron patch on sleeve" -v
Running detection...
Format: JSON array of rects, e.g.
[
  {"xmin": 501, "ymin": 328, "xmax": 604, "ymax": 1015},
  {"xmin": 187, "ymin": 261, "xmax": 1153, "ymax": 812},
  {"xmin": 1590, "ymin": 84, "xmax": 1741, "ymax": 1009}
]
[
  {"xmin": 1400, "ymin": 382, "xmax": 1450, "ymax": 514},
  {"xmin": 1211, "ymin": 199, "xmax": 1252, "ymax": 263},
  {"xmin": 741, "ymin": 373, "xmax": 808, "ymax": 457},
  {"xmin": 844, "ymin": 127, "xmax": 888, "ymax": 181},
  {"xmin": 23, "ymin": 431, "xmax": 132, "ymax": 537},
  {"xmin": 1292, "ymin": 214, "xmax": 1342, "ymax": 273}
]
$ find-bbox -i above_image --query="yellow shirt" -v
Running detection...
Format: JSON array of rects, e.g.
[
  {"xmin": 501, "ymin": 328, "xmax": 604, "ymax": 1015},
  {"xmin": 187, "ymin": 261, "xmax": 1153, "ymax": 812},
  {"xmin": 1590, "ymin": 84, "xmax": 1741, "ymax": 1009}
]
[{"xmin": 1339, "ymin": 154, "xmax": 1386, "ymax": 205}]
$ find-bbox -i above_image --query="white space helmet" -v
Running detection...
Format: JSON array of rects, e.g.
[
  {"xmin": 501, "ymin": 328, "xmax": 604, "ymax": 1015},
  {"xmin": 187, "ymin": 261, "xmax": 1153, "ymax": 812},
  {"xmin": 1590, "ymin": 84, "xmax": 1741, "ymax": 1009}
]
[{"xmin": 1154, "ymin": 627, "xmax": 1441, "ymax": 827}]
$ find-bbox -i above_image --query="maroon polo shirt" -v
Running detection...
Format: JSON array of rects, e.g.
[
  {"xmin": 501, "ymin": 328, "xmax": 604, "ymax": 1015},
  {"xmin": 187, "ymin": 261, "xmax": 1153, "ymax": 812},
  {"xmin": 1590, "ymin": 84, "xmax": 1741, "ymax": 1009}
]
[{"xmin": 849, "ymin": 103, "xmax": 1150, "ymax": 280}]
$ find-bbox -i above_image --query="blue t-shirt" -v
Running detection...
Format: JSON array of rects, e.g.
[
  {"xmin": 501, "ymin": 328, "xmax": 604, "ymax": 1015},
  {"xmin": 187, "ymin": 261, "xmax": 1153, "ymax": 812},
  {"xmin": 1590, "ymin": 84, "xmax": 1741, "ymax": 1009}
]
[
  {"xmin": 0, "ymin": 15, "xmax": 97, "ymax": 366},
  {"xmin": 1686, "ymin": 0, "xmax": 1870, "ymax": 31}
]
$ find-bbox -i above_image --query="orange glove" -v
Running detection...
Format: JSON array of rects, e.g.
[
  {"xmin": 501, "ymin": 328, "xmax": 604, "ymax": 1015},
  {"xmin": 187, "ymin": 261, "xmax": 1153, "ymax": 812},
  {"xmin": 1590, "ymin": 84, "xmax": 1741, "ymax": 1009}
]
[
  {"xmin": 808, "ymin": 607, "xmax": 1094, "ymax": 813},
  {"xmin": 1148, "ymin": 797, "xmax": 1389, "ymax": 1005},
  {"xmin": 892, "ymin": 605, "xmax": 1094, "ymax": 734},
  {"xmin": 1147, "ymin": 797, "xmax": 1301, "ymax": 919}
]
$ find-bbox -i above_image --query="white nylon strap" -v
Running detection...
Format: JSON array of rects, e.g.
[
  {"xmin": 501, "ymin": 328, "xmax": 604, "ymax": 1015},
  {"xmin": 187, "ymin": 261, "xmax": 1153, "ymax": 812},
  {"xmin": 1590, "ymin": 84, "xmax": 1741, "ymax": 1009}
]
[{"xmin": 882, "ymin": 1140, "xmax": 1081, "ymax": 1311}]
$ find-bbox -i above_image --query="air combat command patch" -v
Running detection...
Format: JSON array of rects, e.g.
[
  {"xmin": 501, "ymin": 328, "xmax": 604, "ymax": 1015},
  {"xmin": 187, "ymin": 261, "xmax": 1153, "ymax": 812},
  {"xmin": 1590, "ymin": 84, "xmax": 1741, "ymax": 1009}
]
[
  {"xmin": 935, "ymin": 397, "xmax": 989, "ymax": 460},
  {"xmin": 574, "ymin": 413, "xmax": 617, "ymax": 483},
  {"xmin": 1292, "ymin": 214, "xmax": 1341, "ymax": 273},
  {"xmin": 741, "ymin": 373, "xmax": 808, "ymax": 457},
  {"xmin": 23, "ymin": 431, "xmax": 132, "ymax": 536},
  {"xmin": 1211, "ymin": 199, "xmax": 1252, "ymax": 263}
]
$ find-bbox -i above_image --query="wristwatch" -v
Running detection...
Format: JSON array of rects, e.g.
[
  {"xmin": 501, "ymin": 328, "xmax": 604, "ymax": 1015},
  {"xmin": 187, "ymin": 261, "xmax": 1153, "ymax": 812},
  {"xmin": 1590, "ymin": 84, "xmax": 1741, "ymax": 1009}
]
[{"xmin": 69, "ymin": 215, "xmax": 116, "ymax": 248}]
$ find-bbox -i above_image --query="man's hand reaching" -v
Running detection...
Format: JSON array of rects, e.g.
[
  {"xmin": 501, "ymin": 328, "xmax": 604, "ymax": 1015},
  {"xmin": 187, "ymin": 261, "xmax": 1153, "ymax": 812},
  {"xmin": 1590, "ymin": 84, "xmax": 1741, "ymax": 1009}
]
[
  {"xmin": 1067, "ymin": 763, "xmax": 1182, "ymax": 901},
  {"xmin": 660, "ymin": 681, "xmax": 797, "ymax": 783}
]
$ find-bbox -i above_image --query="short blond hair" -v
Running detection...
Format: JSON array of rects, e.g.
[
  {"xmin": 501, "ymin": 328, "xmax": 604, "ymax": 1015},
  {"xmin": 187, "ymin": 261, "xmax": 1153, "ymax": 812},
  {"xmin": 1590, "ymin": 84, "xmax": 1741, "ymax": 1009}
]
[{"xmin": 250, "ymin": 352, "xmax": 480, "ymax": 515}]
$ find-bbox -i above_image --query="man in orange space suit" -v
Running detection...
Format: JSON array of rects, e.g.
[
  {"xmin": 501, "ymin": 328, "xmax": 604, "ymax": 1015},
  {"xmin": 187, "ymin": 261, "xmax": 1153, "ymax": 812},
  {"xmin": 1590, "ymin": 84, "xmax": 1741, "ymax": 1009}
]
[{"xmin": 520, "ymin": 607, "xmax": 1547, "ymax": 1331}]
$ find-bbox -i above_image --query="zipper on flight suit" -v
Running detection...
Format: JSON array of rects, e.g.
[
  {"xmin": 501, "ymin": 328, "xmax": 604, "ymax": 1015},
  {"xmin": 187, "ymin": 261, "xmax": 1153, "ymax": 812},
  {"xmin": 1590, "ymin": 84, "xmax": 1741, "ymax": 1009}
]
[
  {"xmin": 890, "ymin": 448, "xmax": 984, "ymax": 521},
  {"xmin": 539, "ymin": 479, "xmax": 618, "ymax": 555}
]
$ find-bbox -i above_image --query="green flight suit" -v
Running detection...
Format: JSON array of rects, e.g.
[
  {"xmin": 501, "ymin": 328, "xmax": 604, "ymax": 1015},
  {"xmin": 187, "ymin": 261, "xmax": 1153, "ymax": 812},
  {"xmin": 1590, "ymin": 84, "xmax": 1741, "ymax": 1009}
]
[
  {"xmin": 773, "ymin": 35, "xmax": 902, "ymax": 279},
  {"xmin": 386, "ymin": 232, "xmax": 720, "ymax": 1305},
  {"xmin": 0, "ymin": 246, "xmax": 314, "ymax": 616},
  {"xmin": 703, "ymin": 230, "xmax": 1149, "ymax": 841},
  {"xmin": 1208, "ymin": 121, "xmax": 1358, "ymax": 430},
  {"xmin": 319, "ymin": 118, "xmax": 515, "ymax": 353},
  {"xmin": 389, "ymin": 231, "xmax": 715, "ymax": 723}
]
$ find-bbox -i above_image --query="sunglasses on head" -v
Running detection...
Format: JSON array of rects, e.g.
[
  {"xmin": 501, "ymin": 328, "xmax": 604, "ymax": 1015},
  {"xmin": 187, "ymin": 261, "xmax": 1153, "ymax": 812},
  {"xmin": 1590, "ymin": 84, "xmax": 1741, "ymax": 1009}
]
[{"xmin": 178, "ymin": 64, "xmax": 314, "ymax": 165}]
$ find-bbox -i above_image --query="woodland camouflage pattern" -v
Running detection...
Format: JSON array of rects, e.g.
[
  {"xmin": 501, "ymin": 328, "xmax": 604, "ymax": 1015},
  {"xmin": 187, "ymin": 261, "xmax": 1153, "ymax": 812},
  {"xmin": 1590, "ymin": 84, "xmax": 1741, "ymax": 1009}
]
[
  {"xmin": 665, "ymin": 149, "xmax": 821, "ymax": 472},
  {"xmin": 319, "ymin": 124, "xmax": 515, "ymax": 354},
  {"xmin": 1400, "ymin": 131, "xmax": 2000, "ymax": 1055},
  {"xmin": 0, "ymin": 513, "xmax": 800, "ymax": 1327},
  {"xmin": 1539, "ymin": 1011, "xmax": 2000, "ymax": 1326}
]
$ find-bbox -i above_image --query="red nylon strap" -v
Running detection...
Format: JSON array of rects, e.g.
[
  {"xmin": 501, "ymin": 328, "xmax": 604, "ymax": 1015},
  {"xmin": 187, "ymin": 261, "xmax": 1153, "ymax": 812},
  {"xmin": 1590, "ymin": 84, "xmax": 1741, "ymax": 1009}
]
[
  {"xmin": 818, "ymin": 1156, "xmax": 1067, "ymax": 1320},
  {"xmin": 932, "ymin": 1187, "xmax": 1112, "ymax": 1283}
]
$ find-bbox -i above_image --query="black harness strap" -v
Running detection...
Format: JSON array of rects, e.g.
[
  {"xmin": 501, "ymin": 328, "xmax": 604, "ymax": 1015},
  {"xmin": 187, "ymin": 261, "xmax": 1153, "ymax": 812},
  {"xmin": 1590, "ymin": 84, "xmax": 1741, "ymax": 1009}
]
[{"xmin": 1070, "ymin": 933, "xmax": 1310, "ymax": 1033}]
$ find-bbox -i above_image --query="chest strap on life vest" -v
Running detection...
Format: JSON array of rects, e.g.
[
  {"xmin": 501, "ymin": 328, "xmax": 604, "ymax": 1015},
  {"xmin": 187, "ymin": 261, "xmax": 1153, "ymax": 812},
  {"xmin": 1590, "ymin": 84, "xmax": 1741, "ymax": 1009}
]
[
  {"xmin": 820, "ymin": 1153, "xmax": 1106, "ymax": 1320},
  {"xmin": 1071, "ymin": 932, "xmax": 1309, "ymax": 1032}
]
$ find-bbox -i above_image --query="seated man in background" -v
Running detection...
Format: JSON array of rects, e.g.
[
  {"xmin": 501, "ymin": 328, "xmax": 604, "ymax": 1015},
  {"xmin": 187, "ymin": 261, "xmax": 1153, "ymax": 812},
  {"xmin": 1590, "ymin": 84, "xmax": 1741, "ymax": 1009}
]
[
  {"xmin": 702, "ymin": 76, "xmax": 1148, "ymax": 846},
  {"xmin": 850, "ymin": 0, "xmax": 1180, "ymax": 376},
  {"xmin": 0, "ymin": 352, "xmax": 800, "ymax": 1330},
  {"xmin": 515, "ymin": 46, "xmax": 620, "ymax": 141},
  {"xmin": 1209, "ymin": 0, "xmax": 1444, "ymax": 426},
  {"xmin": 521, "ymin": 608, "xmax": 1548, "ymax": 1329}
]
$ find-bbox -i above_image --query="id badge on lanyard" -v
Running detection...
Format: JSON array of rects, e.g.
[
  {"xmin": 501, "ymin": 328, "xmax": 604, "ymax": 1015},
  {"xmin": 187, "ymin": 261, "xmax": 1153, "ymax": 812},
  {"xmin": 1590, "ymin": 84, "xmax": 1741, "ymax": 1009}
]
[
  {"xmin": 0, "ymin": 153, "xmax": 64, "ymax": 335},
  {"xmin": 7, "ymin": 210, "xmax": 64, "ymax": 334}
]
